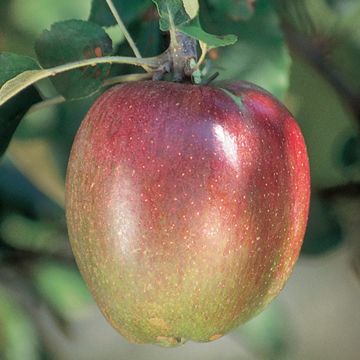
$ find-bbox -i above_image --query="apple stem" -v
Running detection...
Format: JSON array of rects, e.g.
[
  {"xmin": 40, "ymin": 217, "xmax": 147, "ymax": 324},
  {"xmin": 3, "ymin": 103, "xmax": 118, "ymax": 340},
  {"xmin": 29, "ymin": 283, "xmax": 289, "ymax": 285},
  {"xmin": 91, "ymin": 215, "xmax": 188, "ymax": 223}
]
[
  {"xmin": 104, "ymin": 0, "xmax": 198, "ymax": 81},
  {"xmin": 105, "ymin": 0, "xmax": 150, "ymax": 72}
]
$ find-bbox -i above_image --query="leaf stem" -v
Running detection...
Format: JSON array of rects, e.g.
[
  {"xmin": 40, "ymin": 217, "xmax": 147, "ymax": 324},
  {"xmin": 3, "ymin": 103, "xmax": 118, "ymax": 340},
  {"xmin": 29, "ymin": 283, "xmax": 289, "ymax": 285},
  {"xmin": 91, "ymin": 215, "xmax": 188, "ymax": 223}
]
[
  {"xmin": 105, "ymin": 0, "xmax": 145, "ymax": 62},
  {"xmin": 0, "ymin": 55, "xmax": 163, "ymax": 106},
  {"xmin": 196, "ymin": 42, "xmax": 208, "ymax": 69}
]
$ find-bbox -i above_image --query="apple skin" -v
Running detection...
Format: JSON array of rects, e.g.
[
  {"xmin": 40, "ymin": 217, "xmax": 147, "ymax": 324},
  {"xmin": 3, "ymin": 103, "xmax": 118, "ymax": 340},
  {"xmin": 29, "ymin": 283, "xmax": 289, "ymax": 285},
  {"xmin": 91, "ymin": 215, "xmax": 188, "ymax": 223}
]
[{"xmin": 65, "ymin": 80, "xmax": 310, "ymax": 346}]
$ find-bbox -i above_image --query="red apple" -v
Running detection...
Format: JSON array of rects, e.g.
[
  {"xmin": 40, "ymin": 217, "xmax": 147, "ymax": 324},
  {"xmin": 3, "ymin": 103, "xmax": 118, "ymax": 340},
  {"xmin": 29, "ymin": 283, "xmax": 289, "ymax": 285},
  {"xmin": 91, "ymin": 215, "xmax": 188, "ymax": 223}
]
[{"xmin": 65, "ymin": 80, "xmax": 310, "ymax": 346}]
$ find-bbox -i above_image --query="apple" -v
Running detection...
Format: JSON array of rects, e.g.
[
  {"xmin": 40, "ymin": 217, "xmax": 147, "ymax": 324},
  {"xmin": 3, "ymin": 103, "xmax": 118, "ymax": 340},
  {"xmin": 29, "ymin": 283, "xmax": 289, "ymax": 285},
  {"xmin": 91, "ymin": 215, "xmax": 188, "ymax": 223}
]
[{"xmin": 65, "ymin": 80, "xmax": 310, "ymax": 346}]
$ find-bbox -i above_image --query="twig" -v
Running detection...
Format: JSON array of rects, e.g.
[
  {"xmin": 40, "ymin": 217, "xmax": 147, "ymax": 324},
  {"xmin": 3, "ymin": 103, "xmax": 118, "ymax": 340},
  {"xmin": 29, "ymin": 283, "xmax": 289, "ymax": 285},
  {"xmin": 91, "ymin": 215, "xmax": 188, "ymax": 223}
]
[
  {"xmin": 0, "ymin": 239, "xmax": 74, "ymax": 265},
  {"xmin": 319, "ymin": 182, "xmax": 360, "ymax": 200},
  {"xmin": 281, "ymin": 21, "xmax": 360, "ymax": 128},
  {"xmin": 26, "ymin": 72, "xmax": 152, "ymax": 115}
]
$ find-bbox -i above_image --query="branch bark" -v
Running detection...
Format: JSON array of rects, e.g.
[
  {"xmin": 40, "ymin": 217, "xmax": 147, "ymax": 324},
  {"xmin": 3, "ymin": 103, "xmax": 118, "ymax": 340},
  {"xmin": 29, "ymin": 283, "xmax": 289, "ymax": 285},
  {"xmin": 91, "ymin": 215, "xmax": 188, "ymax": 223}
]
[
  {"xmin": 282, "ymin": 22, "xmax": 360, "ymax": 129},
  {"xmin": 319, "ymin": 182, "xmax": 360, "ymax": 200}
]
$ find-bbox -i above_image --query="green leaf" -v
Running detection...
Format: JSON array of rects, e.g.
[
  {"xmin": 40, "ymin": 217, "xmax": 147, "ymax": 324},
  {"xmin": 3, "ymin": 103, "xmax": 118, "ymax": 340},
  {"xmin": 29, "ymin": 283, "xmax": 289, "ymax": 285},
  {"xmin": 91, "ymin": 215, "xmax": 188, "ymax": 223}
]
[
  {"xmin": 35, "ymin": 20, "xmax": 113, "ymax": 100},
  {"xmin": 207, "ymin": 0, "xmax": 256, "ymax": 20},
  {"xmin": 153, "ymin": 0, "xmax": 237, "ymax": 48},
  {"xmin": 179, "ymin": 17, "xmax": 237, "ymax": 49},
  {"xmin": 0, "ymin": 287, "xmax": 40, "ymax": 360},
  {"xmin": 0, "ymin": 56, "xmax": 151, "ymax": 108},
  {"xmin": 152, "ymin": 0, "xmax": 191, "ymax": 31},
  {"xmin": 0, "ymin": 69, "xmax": 56, "ymax": 107},
  {"xmin": 0, "ymin": 53, "xmax": 40, "ymax": 87},
  {"xmin": 202, "ymin": 0, "xmax": 290, "ymax": 99},
  {"xmin": 33, "ymin": 262, "xmax": 92, "ymax": 320},
  {"xmin": 89, "ymin": 0, "xmax": 152, "ymax": 27},
  {"xmin": 0, "ymin": 53, "xmax": 42, "ymax": 158},
  {"xmin": 182, "ymin": 0, "xmax": 199, "ymax": 19},
  {"xmin": 10, "ymin": 0, "xmax": 90, "ymax": 38}
]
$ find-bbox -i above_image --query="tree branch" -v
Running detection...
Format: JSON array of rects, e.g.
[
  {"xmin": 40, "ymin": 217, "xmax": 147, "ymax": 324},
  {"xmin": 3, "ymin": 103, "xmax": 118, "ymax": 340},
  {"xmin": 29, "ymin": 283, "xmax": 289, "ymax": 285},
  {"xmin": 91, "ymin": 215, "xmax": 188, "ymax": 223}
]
[
  {"xmin": 0, "ymin": 239, "xmax": 74, "ymax": 265},
  {"xmin": 281, "ymin": 21, "xmax": 360, "ymax": 129},
  {"xmin": 319, "ymin": 182, "xmax": 360, "ymax": 200}
]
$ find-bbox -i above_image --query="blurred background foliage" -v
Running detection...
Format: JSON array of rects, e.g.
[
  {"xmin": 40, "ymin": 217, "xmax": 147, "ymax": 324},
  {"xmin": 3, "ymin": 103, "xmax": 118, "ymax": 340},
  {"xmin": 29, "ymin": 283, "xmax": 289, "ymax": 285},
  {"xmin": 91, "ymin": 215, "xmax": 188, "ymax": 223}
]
[{"xmin": 0, "ymin": 0, "xmax": 360, "ymax": 359}]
